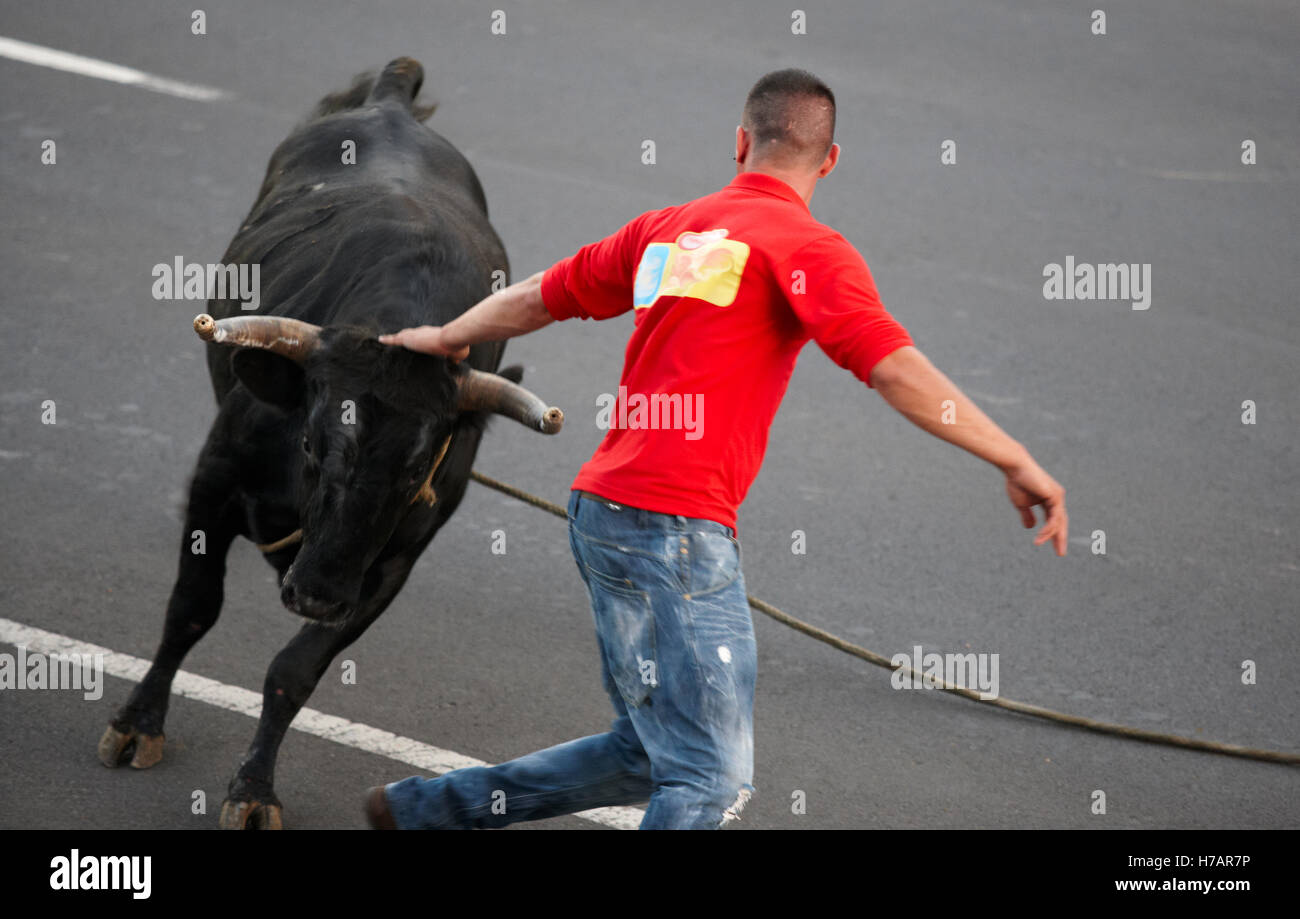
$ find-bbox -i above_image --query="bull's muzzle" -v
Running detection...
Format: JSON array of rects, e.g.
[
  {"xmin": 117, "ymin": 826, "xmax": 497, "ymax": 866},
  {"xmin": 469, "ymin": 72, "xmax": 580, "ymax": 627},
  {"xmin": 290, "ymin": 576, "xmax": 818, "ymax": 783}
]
[{"xmin": 280, "ymin": 564, "xmax": 349, "ymax": 623}]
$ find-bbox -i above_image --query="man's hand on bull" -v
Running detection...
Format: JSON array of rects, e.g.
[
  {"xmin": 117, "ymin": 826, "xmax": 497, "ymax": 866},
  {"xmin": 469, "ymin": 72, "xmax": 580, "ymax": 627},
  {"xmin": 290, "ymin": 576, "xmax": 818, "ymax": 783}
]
[
  {"xmin": 378, "ymin": 272, "xmax": 554, "ymax": 362},
  {"xmin": 378, "ymin": 325, "xmax": 471, "ymax": 361}
]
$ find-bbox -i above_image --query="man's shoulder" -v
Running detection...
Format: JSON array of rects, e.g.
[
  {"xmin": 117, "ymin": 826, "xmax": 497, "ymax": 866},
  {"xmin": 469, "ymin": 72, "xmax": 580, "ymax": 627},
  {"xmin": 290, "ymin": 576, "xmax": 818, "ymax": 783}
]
[
  {"xmin": 628, "ymin": 186, "xmax": 855, "ymax": 263},
  {"xmin": 769, "ymin": 223, "xmax": 861, "ymax": 267}
]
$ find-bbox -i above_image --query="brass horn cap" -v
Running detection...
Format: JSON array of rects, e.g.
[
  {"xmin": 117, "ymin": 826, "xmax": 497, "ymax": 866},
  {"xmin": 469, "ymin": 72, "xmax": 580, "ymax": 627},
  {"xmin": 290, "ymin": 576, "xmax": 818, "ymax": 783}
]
[{"xmin": 194, "ymin": 314, "xmax": 216, "ymax": 341}]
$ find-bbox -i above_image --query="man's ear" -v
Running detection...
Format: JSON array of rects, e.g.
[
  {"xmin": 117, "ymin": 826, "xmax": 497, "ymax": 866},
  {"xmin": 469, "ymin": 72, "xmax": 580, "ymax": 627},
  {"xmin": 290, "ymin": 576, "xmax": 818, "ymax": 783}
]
[
  {"xmin": 734, "ymin": 125, "xmax": 749, "ymax": 167},
  {"xmin": 817, "ymin": 142, "xmax": 840, "ymax": 179},
  {"xmin": 231, "ymin": 348, "xmax": 305, "ymax": 411}
]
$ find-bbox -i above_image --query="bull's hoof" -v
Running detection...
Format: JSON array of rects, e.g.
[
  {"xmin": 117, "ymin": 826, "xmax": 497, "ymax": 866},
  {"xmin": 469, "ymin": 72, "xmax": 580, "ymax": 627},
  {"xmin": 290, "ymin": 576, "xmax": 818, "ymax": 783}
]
[
  {"xmin": 97, "ymin": 724, "xmax": 165, "ymax": 769},
  {"xmin": 219, "ymin": 798, "xmax": 284, "ymax": 830}
]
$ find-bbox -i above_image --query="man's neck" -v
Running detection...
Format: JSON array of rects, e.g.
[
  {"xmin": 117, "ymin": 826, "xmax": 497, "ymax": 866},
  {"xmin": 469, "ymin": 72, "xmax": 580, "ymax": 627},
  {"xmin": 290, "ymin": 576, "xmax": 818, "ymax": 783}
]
[{"xmin": 739, "ymin": 164, "xmax": 815, "ymax": 205}]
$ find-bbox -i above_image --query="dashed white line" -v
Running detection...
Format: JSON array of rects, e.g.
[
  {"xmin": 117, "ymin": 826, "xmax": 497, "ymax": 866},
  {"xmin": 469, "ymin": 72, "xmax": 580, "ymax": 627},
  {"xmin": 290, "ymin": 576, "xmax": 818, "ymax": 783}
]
[
  {"xmin": 0, "ymin": 35, "xmax": 228, "ymax": 101},
  {"xmin": 0, "ymin": 617, "xmax": 644, "ymax": 830}
]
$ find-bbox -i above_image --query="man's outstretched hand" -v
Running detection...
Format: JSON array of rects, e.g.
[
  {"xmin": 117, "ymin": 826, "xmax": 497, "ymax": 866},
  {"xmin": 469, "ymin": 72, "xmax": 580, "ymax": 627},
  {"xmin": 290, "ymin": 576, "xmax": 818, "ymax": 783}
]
[
  {"xmin": 377, "ymin": 326, "xmax": 470, "ymax": 361},
  {"xmin": 1004, "ymin": 458, "xmax": 1068, "ymax": 556},
  {"xmin": 869, "ymin": 348, "xmax": 1069, "ymax": 556}
]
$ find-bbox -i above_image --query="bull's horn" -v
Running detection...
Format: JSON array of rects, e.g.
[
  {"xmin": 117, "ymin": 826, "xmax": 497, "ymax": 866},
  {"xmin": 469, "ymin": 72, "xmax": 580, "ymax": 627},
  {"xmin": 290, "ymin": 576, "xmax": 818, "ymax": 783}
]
[
  {"xmin": 193, "ymin": 314, "xmax": 322, "ymax": 364},
  {"xmin": 456, "ymin": 367, "xmax": 564, "ymax": 434}
]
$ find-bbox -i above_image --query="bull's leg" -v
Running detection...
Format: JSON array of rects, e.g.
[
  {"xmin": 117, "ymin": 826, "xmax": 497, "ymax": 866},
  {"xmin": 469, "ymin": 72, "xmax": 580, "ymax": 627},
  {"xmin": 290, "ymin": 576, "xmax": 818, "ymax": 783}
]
[
  {"xmin": 98, "ymin": 476, "xmax": 241, "ymax": 769},
  {"xmin": 219, "ymin": 557, "xmax": 417, "ymax": 829}
]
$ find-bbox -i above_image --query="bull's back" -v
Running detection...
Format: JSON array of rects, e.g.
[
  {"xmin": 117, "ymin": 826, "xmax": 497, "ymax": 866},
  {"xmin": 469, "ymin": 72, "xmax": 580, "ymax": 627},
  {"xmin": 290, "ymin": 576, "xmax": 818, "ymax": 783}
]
[{"xmin": 206, "ymin": 64, "xmax": 506, "ymax": 397}]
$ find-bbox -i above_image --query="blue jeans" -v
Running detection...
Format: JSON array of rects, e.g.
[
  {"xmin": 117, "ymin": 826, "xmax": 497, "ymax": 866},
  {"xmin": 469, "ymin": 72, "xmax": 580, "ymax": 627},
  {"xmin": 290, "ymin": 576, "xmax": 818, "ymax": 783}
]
[{"xmin": 383, "ymin": 489, "xmax": 757, "ymax": 829}]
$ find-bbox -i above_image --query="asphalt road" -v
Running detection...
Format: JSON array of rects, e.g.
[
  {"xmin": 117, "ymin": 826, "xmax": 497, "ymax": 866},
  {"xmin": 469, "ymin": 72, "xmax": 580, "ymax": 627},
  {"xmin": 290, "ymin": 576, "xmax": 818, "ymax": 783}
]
[{"xmin": 1, "ymin": 0, "xmax": 1296, "ymax": 830}]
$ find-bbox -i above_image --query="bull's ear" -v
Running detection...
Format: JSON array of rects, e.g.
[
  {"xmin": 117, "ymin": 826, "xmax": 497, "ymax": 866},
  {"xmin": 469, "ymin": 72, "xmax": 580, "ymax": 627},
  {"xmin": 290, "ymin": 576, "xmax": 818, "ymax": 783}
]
[
  {"xmin": 496, "ymin": 364, "xmax": 524, "ymax": 384},
  {"xmin": 231, "ymin": 348, "xmax": 305, "ymax": 410}
]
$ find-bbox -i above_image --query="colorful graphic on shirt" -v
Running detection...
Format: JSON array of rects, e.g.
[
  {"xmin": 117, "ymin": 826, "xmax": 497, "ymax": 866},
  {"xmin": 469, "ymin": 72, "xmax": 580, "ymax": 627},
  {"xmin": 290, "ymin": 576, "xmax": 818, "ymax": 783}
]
[{"xmin": 633, "ymin": 229, "xmax": 750, "ymax": 309}]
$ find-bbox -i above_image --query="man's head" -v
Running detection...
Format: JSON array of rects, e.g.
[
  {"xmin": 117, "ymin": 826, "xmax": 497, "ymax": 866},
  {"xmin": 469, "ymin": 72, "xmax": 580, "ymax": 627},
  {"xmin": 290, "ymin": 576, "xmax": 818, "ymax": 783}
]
[{"xmin": 736, "ymin": 69, "xmax": 840, "ymax": 201}]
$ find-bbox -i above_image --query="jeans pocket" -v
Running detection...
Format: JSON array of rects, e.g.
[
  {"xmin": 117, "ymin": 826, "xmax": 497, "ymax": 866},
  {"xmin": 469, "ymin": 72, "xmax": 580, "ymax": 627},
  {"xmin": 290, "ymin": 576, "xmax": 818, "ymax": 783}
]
[
  {"xmin": 586, "ymin": 568, "xmax": 658, "ymax": 708},
  {"xmin": 685, "ymin": 530, "xmax": 742, "ymax": 597}
]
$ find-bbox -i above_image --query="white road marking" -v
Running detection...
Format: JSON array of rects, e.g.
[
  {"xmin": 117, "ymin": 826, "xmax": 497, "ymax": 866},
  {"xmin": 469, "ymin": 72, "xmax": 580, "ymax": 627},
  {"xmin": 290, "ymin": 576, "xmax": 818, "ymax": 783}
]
[
  {"xmin": 0, "ymin": 36, "xmax": 668, "ymax": 213},
  {"xmin": 0, "ymin": 33, "xmax": 639, "ymax": 831},
  {"xmin": 1113, "ymin": 155, "xmax": 1283, "ymax": 183},
  {"xmin": 0, "ymin": 617, "xmax": 644, "ymax": 830},
  {"xmin": 0, "ymin": 36, "xmax": 228, "ymax": 101}
]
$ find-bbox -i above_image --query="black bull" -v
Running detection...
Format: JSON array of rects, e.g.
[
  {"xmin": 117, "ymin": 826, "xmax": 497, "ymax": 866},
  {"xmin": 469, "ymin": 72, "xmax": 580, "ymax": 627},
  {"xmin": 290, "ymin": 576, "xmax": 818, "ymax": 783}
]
[{"xmin": 98, "ymin": 58, "xmax": 562, "ymax": 828}]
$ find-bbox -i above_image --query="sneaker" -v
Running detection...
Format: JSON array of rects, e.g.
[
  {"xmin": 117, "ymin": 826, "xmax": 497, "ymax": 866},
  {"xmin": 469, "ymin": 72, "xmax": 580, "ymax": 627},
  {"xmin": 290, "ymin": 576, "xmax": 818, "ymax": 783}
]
[{"xmin": 365, "ymin": 785, "xmax": 397, "ymax": 830}]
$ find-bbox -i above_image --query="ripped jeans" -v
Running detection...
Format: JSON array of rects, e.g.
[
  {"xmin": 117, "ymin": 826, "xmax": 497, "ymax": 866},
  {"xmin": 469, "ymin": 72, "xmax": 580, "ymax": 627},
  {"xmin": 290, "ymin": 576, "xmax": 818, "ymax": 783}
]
[{"xmin": 382, "ymin": 489, "xmax": 757, "ymax": 829}]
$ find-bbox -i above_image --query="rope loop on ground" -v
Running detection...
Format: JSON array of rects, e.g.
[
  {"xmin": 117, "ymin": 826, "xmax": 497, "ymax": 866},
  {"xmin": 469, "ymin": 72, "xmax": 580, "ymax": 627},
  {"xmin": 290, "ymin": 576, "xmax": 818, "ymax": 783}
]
[{"xmin": 469, "ymin": 470, "xmax": 1299, "ymax": 766}]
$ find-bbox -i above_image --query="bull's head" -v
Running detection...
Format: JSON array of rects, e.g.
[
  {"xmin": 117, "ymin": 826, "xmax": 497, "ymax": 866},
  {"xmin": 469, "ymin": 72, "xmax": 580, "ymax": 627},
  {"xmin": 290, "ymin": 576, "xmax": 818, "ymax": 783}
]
[{"xmin": 193, "ymin": 313, "xmax": 562, "ymax": 623}]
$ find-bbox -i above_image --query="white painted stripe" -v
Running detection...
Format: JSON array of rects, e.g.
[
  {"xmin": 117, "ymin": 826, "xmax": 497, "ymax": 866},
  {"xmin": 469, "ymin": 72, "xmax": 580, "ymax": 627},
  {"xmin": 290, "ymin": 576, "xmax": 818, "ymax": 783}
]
[
  {"xmin": 0, "ymin": 36, "xmax": 228, "ymax": 101},
  {"xmin": 1113, "ymin": 155, "xmax": 1282, "ymax": 183},
  {"xmin": 0, "ymin": 617, "xmax": 644, "ymax": 830}
]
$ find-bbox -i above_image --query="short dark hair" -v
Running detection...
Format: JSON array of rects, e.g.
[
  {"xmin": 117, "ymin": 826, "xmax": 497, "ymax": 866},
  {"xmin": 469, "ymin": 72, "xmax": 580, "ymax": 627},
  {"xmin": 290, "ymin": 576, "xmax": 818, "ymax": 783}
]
[{"xmin": 741, "ymin": 69, "xmax": 836, "ymax": 167}]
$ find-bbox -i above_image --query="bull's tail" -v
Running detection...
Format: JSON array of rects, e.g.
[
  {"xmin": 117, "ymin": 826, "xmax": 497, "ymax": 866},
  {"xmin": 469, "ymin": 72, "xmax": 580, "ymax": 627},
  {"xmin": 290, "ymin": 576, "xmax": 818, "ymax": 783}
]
[{"xmin": 308, "ymin": 57, "xmax": 436, "ymax": 124}]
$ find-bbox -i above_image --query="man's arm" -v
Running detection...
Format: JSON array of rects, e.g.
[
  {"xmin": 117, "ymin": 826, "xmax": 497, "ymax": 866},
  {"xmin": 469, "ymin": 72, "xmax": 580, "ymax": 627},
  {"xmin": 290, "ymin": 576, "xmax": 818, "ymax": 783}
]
[
  {"xmin": 378, "ymin": 271, "xmax": 552, "ymax": 359},
  {"xmin": 868, "ymin": 345, "xmax": 1069, "ymax": 556}
]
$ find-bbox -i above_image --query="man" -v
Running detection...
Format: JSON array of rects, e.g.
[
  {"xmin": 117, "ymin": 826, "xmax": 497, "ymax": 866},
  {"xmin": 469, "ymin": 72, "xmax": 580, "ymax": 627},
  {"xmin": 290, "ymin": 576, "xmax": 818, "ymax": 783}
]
[{"xmin": 369, "ymin": 69, "xmax": 1067, "ymax": 829}]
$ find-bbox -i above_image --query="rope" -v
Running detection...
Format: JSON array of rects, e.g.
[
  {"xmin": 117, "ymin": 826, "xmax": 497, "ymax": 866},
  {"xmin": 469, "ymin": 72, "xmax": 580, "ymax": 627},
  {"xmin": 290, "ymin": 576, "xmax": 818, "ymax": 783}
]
[
  {"xmin": 413, "ymin": 433, "xmax": 454, "ymax": 507},
  {"xmin": 468, "ymin": 470, "xmax": 1299, "ymax": 766},
  {"xmin": 256, "ymin": 529, "xmax": 303, "ymax": 554}
]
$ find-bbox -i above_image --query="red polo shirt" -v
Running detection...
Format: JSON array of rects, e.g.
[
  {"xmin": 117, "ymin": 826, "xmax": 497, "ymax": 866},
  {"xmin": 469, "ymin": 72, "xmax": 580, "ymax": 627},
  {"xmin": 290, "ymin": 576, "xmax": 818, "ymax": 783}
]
[{"xmin": 541, "ymin": 171, "xmax": 913, "ymax": 530}]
